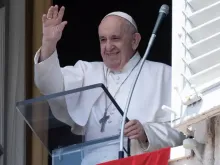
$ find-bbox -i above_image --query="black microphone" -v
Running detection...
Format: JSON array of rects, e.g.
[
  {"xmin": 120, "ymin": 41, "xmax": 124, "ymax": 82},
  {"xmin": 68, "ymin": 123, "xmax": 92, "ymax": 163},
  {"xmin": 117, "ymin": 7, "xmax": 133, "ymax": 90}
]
[{"xmin": 152, "ymin": 4, "xmax": 169, "ymax": 35}]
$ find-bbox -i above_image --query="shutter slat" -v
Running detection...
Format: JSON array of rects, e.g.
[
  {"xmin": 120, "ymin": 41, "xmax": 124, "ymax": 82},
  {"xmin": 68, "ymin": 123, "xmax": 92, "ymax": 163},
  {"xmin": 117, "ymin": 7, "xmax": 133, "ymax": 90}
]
[
  {"xmin": 188, "ymin": 32, "xmax": 220, "ymax": 57},
  {"xmin": 187, "ymin": 1, "xmax": 220, "ymax": 27},
  {"xmin": 188, "ymin": 47, "xmax": 220, "ymax": 74},
  {"xmin": 189, "ymin": 63, "xmax": 220, "ymax": 87},
  {"xmin": 188, "ymin": 16, "xmax": 220, "ymax": 42},
  {"xmin": 187, "ymin": 0, "xmax": 219, "ymax": 11},
  {"xmin": 196, "ymin": 77, "xmax": 220, "ymax": 93}
]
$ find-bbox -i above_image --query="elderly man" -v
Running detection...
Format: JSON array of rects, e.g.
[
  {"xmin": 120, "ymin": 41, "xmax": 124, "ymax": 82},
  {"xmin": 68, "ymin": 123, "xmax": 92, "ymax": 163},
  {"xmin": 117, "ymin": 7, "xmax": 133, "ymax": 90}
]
[{"xmin": 34, "ymin": 5, "xmax": 185, "ymax": 165}]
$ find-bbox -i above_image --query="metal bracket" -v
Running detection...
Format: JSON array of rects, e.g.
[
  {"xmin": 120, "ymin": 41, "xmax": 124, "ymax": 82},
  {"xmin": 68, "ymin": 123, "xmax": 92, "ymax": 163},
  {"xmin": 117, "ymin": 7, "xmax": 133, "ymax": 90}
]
[
  {"xmin": 181, "ymin": 74, "xmax": 202, "ymax": 104},
  {"xmin": 161, "ymin": 105, "xmax": 178, "ymax": 127},
  {"xmin": 57, "ymin": 146, "xmax": 63, "ymax": 161},
  {"xmin": 174, "ymin": 86, "xmax": 202, "ymax": 106},
  {"xmin": 174, "ymin": 74, "xmax": 202, "ymax": 106},
  {"xmin": 183, "ymin": 138, "xmax": 204, "ymax": 163}
]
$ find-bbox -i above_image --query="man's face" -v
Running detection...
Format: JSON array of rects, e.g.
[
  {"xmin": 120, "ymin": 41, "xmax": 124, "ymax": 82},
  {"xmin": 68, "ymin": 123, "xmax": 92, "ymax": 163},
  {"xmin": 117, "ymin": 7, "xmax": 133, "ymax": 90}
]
[{"xmin": 98, "ymin": 16, "xmax": 137, "ymax": 71}]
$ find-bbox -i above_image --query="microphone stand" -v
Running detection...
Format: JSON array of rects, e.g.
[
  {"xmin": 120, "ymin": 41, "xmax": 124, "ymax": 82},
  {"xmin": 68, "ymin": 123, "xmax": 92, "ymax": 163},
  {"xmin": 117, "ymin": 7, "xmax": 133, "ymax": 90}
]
[
  {"xmin": 0, "ymin": 144, "xmax": 3, "ymax": 156},
  {"xmin": 118, "ymin": 34, "xmax": 156, "ymax": 159},
  {"xmin": 118, "ymin": 4, "xmax": 169, "ymax": 159}
]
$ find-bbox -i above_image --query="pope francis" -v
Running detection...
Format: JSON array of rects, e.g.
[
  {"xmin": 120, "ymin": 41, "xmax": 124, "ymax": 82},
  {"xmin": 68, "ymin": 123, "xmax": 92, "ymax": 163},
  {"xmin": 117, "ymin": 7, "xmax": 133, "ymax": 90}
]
[{"xmin": 34, "ymin": 5, "xmax": 185, "ymax": 165}]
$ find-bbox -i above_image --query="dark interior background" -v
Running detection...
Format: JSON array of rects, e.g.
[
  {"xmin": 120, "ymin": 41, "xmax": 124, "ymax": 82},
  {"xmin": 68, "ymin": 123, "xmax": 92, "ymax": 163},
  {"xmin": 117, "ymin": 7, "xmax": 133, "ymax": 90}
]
[
  {"xmin": 54, "ymin": 0, "xmax": 172, "ymax": 67},
  {"xmin": 49, "ymin": 0, "xmax": 172, "ymax": 164}
]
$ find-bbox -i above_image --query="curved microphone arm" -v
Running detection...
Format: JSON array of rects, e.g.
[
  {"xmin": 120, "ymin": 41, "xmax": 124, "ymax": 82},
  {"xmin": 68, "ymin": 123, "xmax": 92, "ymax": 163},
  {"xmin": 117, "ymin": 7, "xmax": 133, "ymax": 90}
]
[
  {"xmin": 118, "ymin": 34, "xmax": 156, "ymax": 158},
  {"xmin": 118, "ymin": 4, "xmax": 169, "ymax": 159}
]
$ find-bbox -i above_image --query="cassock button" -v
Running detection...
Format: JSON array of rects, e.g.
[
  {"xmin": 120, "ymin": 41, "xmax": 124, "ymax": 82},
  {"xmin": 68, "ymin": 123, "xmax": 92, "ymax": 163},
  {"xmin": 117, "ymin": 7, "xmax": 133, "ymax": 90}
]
[{"xmin": 116, "ymin": 76, "xmax": 120, "ymax": 80}]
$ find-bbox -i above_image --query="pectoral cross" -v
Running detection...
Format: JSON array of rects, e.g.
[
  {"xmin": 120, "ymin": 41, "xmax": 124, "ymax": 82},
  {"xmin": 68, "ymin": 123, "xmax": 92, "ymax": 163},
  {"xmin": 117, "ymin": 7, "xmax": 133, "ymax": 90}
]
[{"xmin": 99, "ymin": 111, "xmax": 110, "ymax": 132}]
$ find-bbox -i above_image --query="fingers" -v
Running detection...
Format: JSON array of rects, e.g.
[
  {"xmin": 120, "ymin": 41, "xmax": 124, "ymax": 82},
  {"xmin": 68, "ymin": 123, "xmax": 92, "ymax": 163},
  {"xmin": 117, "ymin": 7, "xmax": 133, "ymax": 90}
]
[
  {"xmin": 129, "ymin": 135, "xmax": 139, "ymax": 139},
  {"xmin": 126, "ymin": 129, "xmax": 140, "ymax": 137},
  {"xmin": 124, "ymin": 122, "xmax": 138, "ymax": 135},
  {"xmin": 52, "ymin": 5, "xmax": 58, "ymax": 19},
  {"xmin": 43, "ymin": 5, "xmax": 66, "ymax": 26},
  {"xmin": 45, "ymin": 5, "xmax": 64, "ymax": 20},
  {"xmin": 124, "ymin": 120, "xmax": 139, "ymax": 136},
  {"xmin": 124, "ymin": 120, "xmax": 146, "ymax": 141},
  {"xmin": 124, "ymin": 120, "xmax": 137, "ymax": 129},
  {"xmin": 58, "ymin": 21, "xmax": 68, "ymax": 32},
  {"xmin": 42, "ymin": 14, "xmax": 47, "ymax": 23},
  {"xmin": 57, "ymin": 6, "xmax": 65, "ymax": 22},
  {"xmin": 47, "ymin": 6, "xmax": 54, "ymax": 19}
]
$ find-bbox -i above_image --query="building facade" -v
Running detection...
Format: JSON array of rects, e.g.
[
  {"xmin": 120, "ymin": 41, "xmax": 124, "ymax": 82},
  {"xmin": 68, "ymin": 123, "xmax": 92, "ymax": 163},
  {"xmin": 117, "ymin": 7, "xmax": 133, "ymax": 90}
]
[{"xmin": 1, "ymin": 0, "xmax": 220, "ymax": 165}]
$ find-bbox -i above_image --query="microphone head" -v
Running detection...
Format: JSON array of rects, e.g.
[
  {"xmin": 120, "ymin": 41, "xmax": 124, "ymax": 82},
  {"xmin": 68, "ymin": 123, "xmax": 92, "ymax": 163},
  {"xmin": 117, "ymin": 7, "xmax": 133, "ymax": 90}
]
[{"xmin": 159, "ymin": 4, "xmax": 169, "ymax": 15}]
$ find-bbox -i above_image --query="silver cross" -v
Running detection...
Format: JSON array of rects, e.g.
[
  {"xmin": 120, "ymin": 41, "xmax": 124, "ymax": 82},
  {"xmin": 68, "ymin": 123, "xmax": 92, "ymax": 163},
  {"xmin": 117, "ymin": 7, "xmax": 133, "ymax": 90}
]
[{"xmin": 99, "ymin": 111, "xmax": 110, "ymax": 132}]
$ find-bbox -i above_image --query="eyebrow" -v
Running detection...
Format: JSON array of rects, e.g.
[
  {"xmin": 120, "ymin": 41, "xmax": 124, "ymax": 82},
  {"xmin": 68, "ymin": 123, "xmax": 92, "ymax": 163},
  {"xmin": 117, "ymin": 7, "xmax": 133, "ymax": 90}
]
[
  {"xmin": 112, "ymin": 34, "xmax": 120, "ymax": 37},
  {"xmin": 98, "ymin": 33, "xmax": 122, "ymax": 40},
  {"xmin": 99, "ymin": 36, "xmax": 105, "ymax": 39}
]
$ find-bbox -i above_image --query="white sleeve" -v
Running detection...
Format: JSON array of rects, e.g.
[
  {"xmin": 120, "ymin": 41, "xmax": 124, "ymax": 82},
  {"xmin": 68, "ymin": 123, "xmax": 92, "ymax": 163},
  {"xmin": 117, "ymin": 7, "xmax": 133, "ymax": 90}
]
[
  {"xmin": 34, "ymin": 48, "xmax": 85, "ymax": 133},
  {"xmin": 34, "ymin": 49, "xmax": 65, "ymax": 94},
  {"xmin": 140, "ymin": 122, "xmax": 186, "ymax": 152},
  {"xmin": 139, "ymin": 64, "xmax": 186, "ymax": 152},
  {"xmin": 34, "ymin": 48, "xmax": 85, "ymax": 95}
]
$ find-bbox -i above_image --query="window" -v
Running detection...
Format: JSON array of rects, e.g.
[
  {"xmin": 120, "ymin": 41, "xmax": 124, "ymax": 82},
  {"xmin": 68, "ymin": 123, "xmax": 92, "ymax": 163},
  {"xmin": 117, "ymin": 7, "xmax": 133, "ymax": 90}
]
[{"xmin": 172, "ymin": 0, "xmax": 220, "ymax": 135}]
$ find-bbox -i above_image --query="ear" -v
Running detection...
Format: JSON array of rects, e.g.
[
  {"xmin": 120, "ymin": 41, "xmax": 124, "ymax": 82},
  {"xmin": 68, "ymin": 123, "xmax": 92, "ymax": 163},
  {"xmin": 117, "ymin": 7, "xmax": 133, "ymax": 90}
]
[{"xmin": 132, "ymin": 33, "xmax": 141, "ymax": 51}]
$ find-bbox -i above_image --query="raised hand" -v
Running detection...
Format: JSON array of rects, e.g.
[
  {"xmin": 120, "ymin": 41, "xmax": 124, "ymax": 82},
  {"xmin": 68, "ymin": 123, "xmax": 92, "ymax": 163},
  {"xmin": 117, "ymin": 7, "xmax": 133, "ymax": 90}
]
[{"xmin": 40, "ymin": 5, "xmax": 67, "ymax": 61}]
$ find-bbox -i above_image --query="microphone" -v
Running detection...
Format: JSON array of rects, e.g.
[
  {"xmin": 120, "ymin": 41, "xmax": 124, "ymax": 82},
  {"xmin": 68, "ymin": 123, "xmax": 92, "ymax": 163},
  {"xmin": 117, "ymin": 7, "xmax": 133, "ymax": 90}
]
[
  {"xmin": 152, "ymin": 4, "xmax": 169, "ymax": 35},
  {"xmin": 118, "ymin": 4, "xmax": 169, "ymax": 159}
]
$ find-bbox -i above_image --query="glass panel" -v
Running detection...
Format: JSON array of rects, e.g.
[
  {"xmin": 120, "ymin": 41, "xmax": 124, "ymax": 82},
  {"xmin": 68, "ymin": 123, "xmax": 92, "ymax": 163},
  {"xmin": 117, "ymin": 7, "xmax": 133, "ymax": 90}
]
[
  {"xmin": 52, "ymin": 135, "xmax": 128, "ymax": 165},
  {"xmin": 16, "ymin": 83, "xmax": 129, "ymax": 162}
]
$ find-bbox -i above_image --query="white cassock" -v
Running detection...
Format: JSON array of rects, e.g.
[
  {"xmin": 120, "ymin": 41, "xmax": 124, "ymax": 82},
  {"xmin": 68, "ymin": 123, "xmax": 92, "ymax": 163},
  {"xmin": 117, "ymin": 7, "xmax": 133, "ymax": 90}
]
[{"xmin": 34, "ymin": 49, "xmax": 185, "ymax": 165}]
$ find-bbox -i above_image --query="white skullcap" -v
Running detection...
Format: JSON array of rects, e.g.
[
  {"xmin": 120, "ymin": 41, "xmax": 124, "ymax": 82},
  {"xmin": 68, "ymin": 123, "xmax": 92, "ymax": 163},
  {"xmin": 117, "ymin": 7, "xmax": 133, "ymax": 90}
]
[{"xmin": 104, "ymin": 11, "xmax": 138, "ymax": 31}]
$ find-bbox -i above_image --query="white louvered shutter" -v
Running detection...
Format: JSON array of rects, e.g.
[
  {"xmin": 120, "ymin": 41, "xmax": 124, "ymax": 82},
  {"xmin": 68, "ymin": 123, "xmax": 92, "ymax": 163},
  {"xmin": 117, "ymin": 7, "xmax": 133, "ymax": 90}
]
[{"xmin": 171, "ymin": 0, "xmax": 220, "ymax": 134}]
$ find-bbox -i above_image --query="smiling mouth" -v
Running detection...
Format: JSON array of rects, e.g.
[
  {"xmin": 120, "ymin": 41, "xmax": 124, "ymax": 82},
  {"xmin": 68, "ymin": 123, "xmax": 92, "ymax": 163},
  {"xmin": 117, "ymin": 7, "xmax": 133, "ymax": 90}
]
[{"xmin": 107, "ymin": 52, "xmax": 119, "ymax": 56}]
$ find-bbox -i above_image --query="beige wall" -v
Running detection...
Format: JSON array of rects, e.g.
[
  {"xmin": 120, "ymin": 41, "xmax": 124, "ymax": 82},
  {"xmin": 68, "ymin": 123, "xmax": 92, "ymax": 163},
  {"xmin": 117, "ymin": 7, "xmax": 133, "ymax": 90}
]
[{"xmin": 26, "ymin": 0, "xmax": 51, "ymax": 165}]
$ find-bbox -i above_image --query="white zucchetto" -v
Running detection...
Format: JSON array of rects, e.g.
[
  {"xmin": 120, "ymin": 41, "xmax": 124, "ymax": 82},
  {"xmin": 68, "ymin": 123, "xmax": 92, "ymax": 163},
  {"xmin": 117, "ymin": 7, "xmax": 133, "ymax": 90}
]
[{"xmin": 104, "ymin": 11, "xmax": 138, "ymax": 31}]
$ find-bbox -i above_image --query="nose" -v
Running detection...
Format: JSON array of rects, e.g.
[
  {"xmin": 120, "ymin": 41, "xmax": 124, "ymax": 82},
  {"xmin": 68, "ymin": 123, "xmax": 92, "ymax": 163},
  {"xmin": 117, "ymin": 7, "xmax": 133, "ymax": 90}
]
[{"xmin": 105, "ymin": 40, "xmax": 114, "ymax": 52}]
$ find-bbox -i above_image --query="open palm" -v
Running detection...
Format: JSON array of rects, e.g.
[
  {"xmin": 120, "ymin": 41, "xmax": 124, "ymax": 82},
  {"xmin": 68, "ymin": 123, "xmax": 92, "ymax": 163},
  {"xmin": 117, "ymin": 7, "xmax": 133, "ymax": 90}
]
[{"xmin": 42, "ymin": 5, "xmax": 67, "ymax": 44}]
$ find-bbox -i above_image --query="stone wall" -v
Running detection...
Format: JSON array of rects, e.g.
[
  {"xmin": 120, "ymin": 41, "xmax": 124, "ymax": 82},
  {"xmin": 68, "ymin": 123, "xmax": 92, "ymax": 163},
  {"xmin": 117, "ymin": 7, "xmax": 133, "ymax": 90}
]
[{"xmin": 170, "ymin": 115, "xmax": 220, "ymax": 165}]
